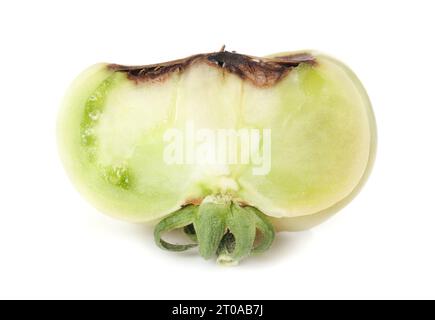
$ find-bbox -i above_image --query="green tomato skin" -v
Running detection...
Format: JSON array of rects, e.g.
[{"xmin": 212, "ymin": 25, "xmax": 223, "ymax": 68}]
[{"xmin": 57, "ymin": 51, "xmax": 376, "ymax": 231}]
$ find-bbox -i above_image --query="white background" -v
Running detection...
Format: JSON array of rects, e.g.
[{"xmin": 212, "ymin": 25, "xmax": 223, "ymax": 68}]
[{"xmin": 0, "ymin": 0, "xmax": 434, "ymax": 300}]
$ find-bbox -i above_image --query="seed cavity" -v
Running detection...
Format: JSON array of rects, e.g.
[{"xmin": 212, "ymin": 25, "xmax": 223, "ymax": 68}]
[
  {"xmin": 80, "ymin": 76, "xmax": 116, "ymax": 147},
  {"xmin": 88, "ymin": 110, "xmax": 100, "ymax": 121},
  {"xmin": 81, "ymin": 131, "xmax": 96, "ymax": 146},
  {"xmin": 79, "ymin": 75, "xmax": 133, "ymax": 190},
  {"xmin": 103, "ymin": 165, "xmax": 131, "ymax": 189}
]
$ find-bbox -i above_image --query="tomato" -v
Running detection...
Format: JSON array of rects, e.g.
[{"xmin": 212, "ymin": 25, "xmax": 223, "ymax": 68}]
[{"xmin": 58, "ymin": 49, "xmax": 376, "ymax": 264}]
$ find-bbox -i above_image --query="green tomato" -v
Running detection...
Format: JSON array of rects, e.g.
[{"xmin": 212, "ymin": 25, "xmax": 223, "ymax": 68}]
[{"xmin": 57, "ymin": 49, "xmax": 376, "ymax": 264}]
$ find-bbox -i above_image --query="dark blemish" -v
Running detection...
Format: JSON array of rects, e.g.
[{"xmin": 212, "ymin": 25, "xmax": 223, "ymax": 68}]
[
  {"xmin": 108, "ymin": 50, "xmax": 316, "ymax": 87},
  {"xmin": 108, "ymin": 54, "xmax": 203, "ymax": 84}
]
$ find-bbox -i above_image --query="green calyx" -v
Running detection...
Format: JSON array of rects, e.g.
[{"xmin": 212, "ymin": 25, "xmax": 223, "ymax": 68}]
[{"xmin": 154, "ymin": 195, "xmax": 275, "ymax": 265}]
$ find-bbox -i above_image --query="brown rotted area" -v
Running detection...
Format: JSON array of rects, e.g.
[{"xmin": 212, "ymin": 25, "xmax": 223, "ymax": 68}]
[{"xmin": 108, "ymin": 50, "xmax": 315, "ymax": 87}]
